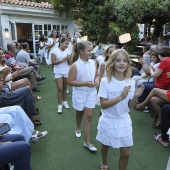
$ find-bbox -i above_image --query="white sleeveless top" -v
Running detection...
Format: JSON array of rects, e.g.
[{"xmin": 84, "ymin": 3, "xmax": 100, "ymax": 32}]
[{"xmin": 74, "ymin": 57, "xmax": 96, "ymax": 91}]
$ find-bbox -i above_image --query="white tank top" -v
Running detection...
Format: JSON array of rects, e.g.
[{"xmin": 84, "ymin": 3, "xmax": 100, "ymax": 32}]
[{"xmin": 74, "ymin": 57, "xmax": 96, "ymax": 91}]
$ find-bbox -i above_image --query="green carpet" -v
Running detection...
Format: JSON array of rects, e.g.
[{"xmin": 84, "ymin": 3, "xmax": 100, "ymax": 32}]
[{"xmin": 31, "ymin": 64, "xmax": 170, "ymax": 170}]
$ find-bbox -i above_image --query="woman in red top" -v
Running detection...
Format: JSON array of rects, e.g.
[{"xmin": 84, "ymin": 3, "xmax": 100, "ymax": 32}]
[
  {"xmin": 138, "ymin": 47, "xmax": 170, "ymax": 104},
  {"xmin": 150, "ymin": 47, "xmax": 170, "ymax": 89}
]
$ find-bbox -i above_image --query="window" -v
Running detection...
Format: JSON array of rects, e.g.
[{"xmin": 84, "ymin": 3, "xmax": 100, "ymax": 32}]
[
  {"xmin": 34, "ymin": 25, "xmax": 43, "ymax": 40},
  {"xmin": 44, "ymin": 24, "xmax": 52, "ymax": 36},
  {"xmin": 52, "ymin": 25, "xmax": 60, "ymax": 37}
]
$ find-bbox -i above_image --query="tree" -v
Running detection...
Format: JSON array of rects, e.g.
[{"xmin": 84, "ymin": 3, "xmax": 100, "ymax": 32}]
[{"xmin": 51, "ymin": 0, "xmax": 170, "ymax": 44}]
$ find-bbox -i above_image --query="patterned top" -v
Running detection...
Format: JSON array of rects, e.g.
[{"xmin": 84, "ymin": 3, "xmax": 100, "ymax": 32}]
[{"xmin": 5, "ymin": 52, "xmax": 18, "ymax": 67}]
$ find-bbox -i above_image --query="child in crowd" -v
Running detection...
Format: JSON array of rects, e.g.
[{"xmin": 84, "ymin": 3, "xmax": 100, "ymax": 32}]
[
  {"xmin": 100, "ymin": 45, "xmax": 117, "ymax": 78},
  {"xmin": 48, "ymin": 30, "xmax": 59, "ymax": 65},
  {"xmin": 38, "ymin": 35, "xmax": 46, "ymax": 65},
  {"xmin": 51, "ymin": 37, "xmax": 71, "ymax": 114},
  {"xmin": 96, "ymin": 49, "xmax": 143, "ymax": 170},
  {"xmin": 67, "ymin": 41, "xmax": 99, "ymax": 151}
]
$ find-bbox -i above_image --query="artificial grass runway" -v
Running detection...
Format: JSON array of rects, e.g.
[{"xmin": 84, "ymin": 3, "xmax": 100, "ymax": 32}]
[{"xmin": 31, "ymin": 65, "xmax": 170, "ymax": 170}]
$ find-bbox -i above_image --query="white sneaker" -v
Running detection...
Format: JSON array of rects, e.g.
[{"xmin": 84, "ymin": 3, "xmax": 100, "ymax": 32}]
[
  {"xmin": 58, "ymin": 105, "xmax": 63, "ymax": 113},
  {"xmin": 84, "ymin": 142, "xmax": 97, "ymax": 151},
  {"xmin": 67, "ymin": 89, "xmax": 69, "ymax": 94},
  {"xmin": 62, "ymin": 101, "xmax": 69, "ymax": 109},
  {"xmin": 75, "ymin": 130, "xmax": 81, "ymax": 138}
]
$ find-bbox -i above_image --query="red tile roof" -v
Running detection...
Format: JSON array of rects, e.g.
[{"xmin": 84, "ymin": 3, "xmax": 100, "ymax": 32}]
[{"xmin": 0, "ymin": 0, "xmax": 53, "ymax": 10}]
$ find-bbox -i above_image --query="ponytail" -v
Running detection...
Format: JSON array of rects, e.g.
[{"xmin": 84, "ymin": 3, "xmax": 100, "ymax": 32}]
[
  {"xmin": 71, "ymin": 43, "xmax": 79, "ymax": 64},
  {"xmin": 70, "ymin": 41, "xmax": 92, "ymax": 65}
]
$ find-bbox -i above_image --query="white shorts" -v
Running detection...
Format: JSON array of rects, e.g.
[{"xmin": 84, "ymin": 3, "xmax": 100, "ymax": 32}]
[
  {"xmin": 72, "ymin": 89, "xmax": 97, "ymax": 111},
  {"xmin": 54, "ymin": 73, "xmax": 68, "ymax": 79}
]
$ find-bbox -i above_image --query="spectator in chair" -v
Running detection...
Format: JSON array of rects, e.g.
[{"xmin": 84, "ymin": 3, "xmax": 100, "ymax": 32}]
[
  {"xmin": 0, "ymin": 133, "xmax": 32, "ymax": 170},
  {"xmin": 16, "ymin": 42, "xmax": 40, "ymax": 74},
  {"xmin": 4, "ymin": 43, "xmax": 46, "ymax": 92},
  {"xmin": 0, "ymin": 67, "xmax": 43, "ymax": 126},
  {"xmin": 136, "ymin": 88, "xmax": 170, "ymax": 128},
  {"xmin": 14, "ymin": 42, "xmax": 21, "ymax": 59}
]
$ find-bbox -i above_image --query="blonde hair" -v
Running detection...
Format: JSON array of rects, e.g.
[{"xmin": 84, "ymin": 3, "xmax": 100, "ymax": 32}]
[
  {"xmin": 71, "ymin": 41, "xmax": 92, "ymax": 64},
  {"xmin": 106, "ymin": 49, "xmax": 132, "ymax": 82}
]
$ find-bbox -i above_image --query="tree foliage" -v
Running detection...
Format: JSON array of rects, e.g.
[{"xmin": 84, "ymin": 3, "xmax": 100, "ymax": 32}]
[{"xmin": 51, "ymin": 0, "xmax": 170, "ymax": 44}]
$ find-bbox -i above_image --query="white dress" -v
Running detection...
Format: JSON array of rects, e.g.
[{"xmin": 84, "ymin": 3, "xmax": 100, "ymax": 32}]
[
  {"xmin": 47, "ymin": 38, "xmax": 59, "ymax": 65},
  {"xmin": 0, "ymin": 106, "xmax": 34, "ymax": 142},
  {"xmin": 96, "ymin": 77, "xmax": 135, "ymax": 148}
]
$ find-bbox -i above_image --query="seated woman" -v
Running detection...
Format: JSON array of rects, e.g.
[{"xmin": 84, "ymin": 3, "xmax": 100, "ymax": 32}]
[
  {"xmin": 0, "ymin": 106, "xmax": 48, "ymax": 143},
  {"xmin": 0, "ymin": 48, "xmax": 41, "ymax": 101},
  {"xmin": 0, "ymin": 67, "xmax": 42, "ymax": 126},
  {"xmin": 136, "ymin": 88, "xmax": 170, "ymax": 128},
  {"xmin": 132, "ymin": 51, "xmax": 160, "ymax": 85},
  {"xmin": 154, "ymin": 104, "xmax": 170, "ymax": 147},
  {"xmin": 138, "ymin": 47, "xmax": 170, "ymax": 104}
]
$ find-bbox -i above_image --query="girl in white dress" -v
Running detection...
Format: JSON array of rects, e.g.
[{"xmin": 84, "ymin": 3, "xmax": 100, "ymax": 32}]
[
  {"xmin": 67, "ymin": 41, "xmax": 100, "ymax": 151},
  {"xmin": 47, "ymin": 30, "xmax": 59, "ymax": 65},
  {"xmin": 51, "ymin": 37, "xmax": 71, "ymax": 113},
  {"xmin": 96, "ymin": 49, "xmax": 144, "ymax": 170}
]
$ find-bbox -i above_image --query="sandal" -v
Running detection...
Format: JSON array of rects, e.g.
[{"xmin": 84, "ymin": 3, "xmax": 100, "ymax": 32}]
[
  {"xmin": 37, "ymin": 82, "xmax": 44, "ymax": 85},
  {"xmin": 153, "ymin": 134, "xmax": 169, "ymax": 147},
  {"xmin": 33, "ymin": 119, "xmax": 43, "ymax": 126},
  {"xmin": 34, "ymin": 108, "xmax": 40, "ymax": 115},
  {"xmin": 100, "ymin": 163, "xmax": 108, "ymax": 170},
  {"xmin": 31, "ymin": 130, "xmax": 48, "ymax": 143},
  {"xmin": 34, "ymin": 96, "xmax": 41, "ymax": 101}
]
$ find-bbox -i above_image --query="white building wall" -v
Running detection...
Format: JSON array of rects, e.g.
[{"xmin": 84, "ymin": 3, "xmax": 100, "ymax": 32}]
[
  {"xmin": 0, "ymin": 4, "xmax": 74, "ymax": 51},
  {"xmin": 1, "ymin": 15, "xmax": 11, "ymax": 50}
]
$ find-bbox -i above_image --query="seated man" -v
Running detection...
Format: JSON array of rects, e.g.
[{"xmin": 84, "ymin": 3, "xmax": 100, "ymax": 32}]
[
  {"xmin": 0, "ymin": 133, "xmax": 32, "ymax": 170},
  {"xmin": 16, "ymin": 42, "xmax": 40, "ymax": 74},
  {"xmin": 5, "ymin": 43, "xmax": 46, "ymax": 92}
]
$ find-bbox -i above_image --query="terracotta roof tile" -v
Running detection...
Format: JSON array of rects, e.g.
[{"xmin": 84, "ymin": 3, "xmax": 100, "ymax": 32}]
[{"xmin": 0, "ymin": 0, "xmax": 54, "ymax": 9}]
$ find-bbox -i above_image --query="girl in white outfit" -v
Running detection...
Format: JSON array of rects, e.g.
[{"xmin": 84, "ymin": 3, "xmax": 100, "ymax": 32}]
[
  {"xmin": 96, "ymin": 49, "xmax": 144, "ymax": 170},
  {"xmin": 96, "ymin": 45, "xmax": 116, "ymax": 106},
  {"xmin": 67, "ymin": 41, "xmax": 100, "ymax": 152},
  {"xmin": 47, "ymin": 30, "xmax": 59, "ymax": 65},
  {"xmin": 38, "ymin": 36, "xmax": 45, "ymax": 65},
  {"xmin": 51, "ymin": 37, "xmax": 71, "ymax": 113}
]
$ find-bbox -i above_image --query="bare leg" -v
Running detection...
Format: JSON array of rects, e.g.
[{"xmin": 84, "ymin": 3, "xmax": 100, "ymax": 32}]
[
  {"xmin": 151, "ymin": 96, "xmax": 166, "ymax": 125},
  {"xmin": 62, "ymin": 77, "xmax": 67, "ymax": 101},
  {"xmin": 136, "ymin": 88, "xmax": 168, "ymax": 109},
  {"xmin": 101, "ymin": 144, "xmax": 110, "ymax": 167},
  {"xmin": 76, "ymin": 110, "xmax": 84, "ymax": 131},
  {"xmin": 142, "ymin": 88, "xmax": 169, "ymax": 106},
  {"xmin": 11, "ymin": 78, "xmax": 31, "ymax": 91},
  {"xmin": 119, "ymin": 147, "xmax": 130, "ymax": 170},
  {"xmin": 83, "ymin": 107, "xmax": 94, "ymax": 145},
  {"xmin": 55, "ymin": 78, "xmax": 63, "ymax": 105}
]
